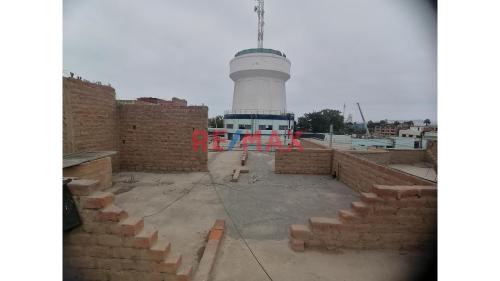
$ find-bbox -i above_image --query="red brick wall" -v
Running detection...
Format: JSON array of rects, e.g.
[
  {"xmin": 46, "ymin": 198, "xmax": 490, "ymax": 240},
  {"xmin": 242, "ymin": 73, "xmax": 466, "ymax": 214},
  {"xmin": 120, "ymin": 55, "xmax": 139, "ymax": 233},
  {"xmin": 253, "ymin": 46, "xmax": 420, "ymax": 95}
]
[
  {"xmin": 290, "ymin": 185, "xmax": 437, "ymax": 251},
  {"xmin": 425, "ymin": 140, "xmax": 437, "ymax": 170},
  {"xmin": 388, "ymin": 149, "xmax": 426, "ymax": 164},
  {"xmin": 332, "ymin": 150, "xmax": 434, "ymax": 192},
  {"xmin": 118, "ymin": 103, "xmax": 208, "ymax": 172},
  {"xmin": 275, "ymin": 148, "xmax": 332, "ymax": 174},
  {"xmin": 347, "ymin": 151, "xmax": 391, "ymax": 165},
  {"xmin": 63, "ymin": 77, "xmax": 208, "ymax": 173},
  {"xmin": 63, "ymin": 78, "xmax": 120, "ymax": 170}
]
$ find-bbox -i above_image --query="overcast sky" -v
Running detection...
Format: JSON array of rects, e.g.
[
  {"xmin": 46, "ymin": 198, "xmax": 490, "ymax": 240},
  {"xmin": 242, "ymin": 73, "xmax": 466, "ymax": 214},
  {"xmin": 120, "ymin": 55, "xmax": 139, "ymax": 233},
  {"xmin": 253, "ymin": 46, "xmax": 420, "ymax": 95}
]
[{"xmin": 64, "ymin": 0, "xmax": 436, "ymax": 123}]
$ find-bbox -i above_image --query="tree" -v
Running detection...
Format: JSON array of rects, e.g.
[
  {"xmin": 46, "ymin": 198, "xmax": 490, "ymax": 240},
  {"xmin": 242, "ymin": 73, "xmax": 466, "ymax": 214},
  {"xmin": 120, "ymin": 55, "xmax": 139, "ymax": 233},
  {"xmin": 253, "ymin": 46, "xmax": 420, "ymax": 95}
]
[
  {"xmin": 296, "ymin": 109, "xmax": 344, "ymax": 133},
  {"xmin": 208, "ymin": 115, "xmax": 224, "ymax": 128},
  {"xmin": 393, "ymin": 121, "xmax": 400, "ymax": 127},
  {"xmin": 424, "ymin": 118, "xmax": 431, "ymax": 126}
]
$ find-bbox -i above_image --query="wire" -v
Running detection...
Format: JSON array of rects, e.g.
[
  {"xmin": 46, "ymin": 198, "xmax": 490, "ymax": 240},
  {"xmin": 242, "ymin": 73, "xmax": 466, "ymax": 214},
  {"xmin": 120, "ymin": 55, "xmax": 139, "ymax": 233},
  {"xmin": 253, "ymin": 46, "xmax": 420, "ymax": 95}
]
[
  {"xmin": 142, "ymin": 174, "xmax": 209, "ymax": 218},
  {"xmin": 207, "ymin": 171, "xmax": 274, "ymax": 281}
]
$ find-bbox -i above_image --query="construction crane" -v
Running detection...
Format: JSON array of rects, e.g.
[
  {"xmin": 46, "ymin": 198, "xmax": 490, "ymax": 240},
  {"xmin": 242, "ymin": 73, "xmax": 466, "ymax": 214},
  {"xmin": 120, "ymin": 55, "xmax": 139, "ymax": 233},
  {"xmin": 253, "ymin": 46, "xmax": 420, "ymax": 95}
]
[{"xmin": 357, "ymin": 102, "xmax": 371, "ymax": 137}]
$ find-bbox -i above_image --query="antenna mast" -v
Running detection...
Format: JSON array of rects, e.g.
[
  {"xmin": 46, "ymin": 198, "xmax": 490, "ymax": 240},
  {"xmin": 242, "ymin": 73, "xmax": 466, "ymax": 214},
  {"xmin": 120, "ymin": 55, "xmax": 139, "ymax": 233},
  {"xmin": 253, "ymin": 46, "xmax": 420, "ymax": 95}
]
[{"xmin": 254, "ymin": 0, "xmax": 265, "ymax": 48}]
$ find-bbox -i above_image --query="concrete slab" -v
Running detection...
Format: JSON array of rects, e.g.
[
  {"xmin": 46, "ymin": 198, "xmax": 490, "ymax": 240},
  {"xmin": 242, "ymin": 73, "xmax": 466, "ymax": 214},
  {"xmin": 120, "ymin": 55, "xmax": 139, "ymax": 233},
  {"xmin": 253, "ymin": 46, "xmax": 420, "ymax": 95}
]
[
  {"xmin": 108, "ymin": 151, "xmax": 433, "ymax": 280},
  {"xmin": 389, "ymin": 163, "xmax": 437, "ymax": 182}
]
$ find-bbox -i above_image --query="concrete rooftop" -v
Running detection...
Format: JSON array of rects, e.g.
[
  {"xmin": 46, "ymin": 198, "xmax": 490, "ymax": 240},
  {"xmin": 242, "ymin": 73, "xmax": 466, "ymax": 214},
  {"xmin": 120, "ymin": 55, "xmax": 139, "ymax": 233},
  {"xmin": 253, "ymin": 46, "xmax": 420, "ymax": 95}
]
[{"xmin": 108, "ymin": 150, "xmax": 432, "ymax": 281}]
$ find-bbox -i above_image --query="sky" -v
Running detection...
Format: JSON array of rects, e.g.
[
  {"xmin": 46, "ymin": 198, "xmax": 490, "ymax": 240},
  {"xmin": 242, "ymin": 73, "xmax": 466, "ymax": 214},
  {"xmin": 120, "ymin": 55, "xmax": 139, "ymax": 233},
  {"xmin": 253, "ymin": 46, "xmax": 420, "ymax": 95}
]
[{"xmin": 64, "ymin": 0, "xmax": 437, "ymax": 123}]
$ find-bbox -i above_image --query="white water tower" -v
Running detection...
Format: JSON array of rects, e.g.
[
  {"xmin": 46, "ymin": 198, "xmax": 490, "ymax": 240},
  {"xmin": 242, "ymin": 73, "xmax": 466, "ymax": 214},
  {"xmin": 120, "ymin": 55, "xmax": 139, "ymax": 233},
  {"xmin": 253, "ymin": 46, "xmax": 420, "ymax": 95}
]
[{"xmin": 224, "ymin": 0, "xmax": 294, "ymax": 140}]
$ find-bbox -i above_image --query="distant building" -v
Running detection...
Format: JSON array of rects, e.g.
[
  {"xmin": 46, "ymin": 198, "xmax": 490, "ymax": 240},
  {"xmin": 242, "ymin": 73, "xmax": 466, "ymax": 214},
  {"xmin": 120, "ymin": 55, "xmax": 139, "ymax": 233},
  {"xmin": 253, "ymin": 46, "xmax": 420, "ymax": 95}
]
[{"xmin": 373, "ymin": 123, "xmax": 409, "ymax": 138}]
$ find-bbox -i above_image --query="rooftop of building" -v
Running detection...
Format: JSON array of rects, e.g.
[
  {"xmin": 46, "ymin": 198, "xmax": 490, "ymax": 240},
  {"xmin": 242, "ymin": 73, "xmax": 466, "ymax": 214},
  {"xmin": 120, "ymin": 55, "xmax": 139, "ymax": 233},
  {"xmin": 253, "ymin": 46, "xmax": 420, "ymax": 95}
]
[{"xmin": 234, "ymin": 48, "xmax": 286, "ymax": 58}]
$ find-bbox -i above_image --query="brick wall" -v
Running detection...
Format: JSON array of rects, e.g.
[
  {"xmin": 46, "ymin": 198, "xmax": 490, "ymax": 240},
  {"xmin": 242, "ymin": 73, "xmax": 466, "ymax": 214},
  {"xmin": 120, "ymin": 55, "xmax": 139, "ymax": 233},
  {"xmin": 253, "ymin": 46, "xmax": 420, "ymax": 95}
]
[
  {"xmin": 300, "ymin": 139, "xmax": 329, "ymax": 149},
  {"xmin": 290, "ymin": 184, "xmax": 437, "ymax": 251},
  {"xmin": 118, "ymin": 103, "xmax": 208, "ymax": 172},
  {"xmin": 63, "ymin": 78, "xmax": 120, "ymax": 170},
  {"xmin": 275, "ymin": 148, "xmax": 332, "ymax": 174},
  {"xmin": 388, "ymin": 149, "xmax": 426, "ymax": 164},
  {"xmin": 425, "ymin": 140, "xmax": 437, "ymax": 170},
  {"xmin": 63, "ymin": 77, "xmax": 208, "ymax": 173},
  {"xmin": 332, "ymin": 150, "xmax": 434, "ymax": 192},
  {"xmin": 64, "ymin": 179, "xmax": 191, "ymax": 281},
  {"xmin": 347, "ymin": 151, "xmax": 391, "ymax": 165},
  {"xmin": 63, "ymin": 157, "xmax": 113, "ymax": 190}
]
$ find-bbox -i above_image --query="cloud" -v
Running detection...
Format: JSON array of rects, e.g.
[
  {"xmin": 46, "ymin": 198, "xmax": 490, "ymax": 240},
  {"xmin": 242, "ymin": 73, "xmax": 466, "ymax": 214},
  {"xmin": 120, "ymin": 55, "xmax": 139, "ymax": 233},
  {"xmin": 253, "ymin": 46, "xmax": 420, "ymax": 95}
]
[{"xmin": 64, "ymin": 0, "xmax": 436, "ymax": 122}]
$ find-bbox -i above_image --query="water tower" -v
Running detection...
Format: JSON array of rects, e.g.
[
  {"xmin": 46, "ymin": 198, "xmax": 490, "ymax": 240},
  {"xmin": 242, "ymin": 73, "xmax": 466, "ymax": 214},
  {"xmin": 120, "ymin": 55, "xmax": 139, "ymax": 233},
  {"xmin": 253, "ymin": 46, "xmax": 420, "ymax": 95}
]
[{"xmin": 224, "ymin": 0, "xmax": 294, "ymax": 141}]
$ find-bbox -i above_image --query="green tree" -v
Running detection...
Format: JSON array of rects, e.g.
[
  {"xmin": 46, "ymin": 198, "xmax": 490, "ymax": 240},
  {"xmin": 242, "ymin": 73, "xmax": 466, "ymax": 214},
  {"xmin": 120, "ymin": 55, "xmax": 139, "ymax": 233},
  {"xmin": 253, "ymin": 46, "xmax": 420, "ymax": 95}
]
[
  {"xmin": 424, "ymin": 118, "xmax": 431, "ymax": 126},
  {"xmin": 296, "ymin": 109, "xmax": 344, "ymax": 133},
  {"xmin": 208, "ymin": 115, "xmax": 224, "ymax": 128}
]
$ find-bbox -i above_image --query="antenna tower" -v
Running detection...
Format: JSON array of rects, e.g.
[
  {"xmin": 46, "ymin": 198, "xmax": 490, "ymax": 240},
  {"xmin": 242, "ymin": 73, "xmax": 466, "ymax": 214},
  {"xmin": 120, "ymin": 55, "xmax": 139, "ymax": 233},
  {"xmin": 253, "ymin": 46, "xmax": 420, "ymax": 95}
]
[{"xmin": 254, "ymin": 0, "xmax": 265, "ymax": 48}]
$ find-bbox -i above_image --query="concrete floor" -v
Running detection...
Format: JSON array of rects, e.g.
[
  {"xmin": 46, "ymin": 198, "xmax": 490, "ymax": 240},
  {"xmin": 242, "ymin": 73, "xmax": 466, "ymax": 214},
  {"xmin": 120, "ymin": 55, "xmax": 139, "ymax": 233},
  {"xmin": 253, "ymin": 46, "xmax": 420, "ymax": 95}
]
[{"xmin": 109, "ymin": 151, "xmax": 432, "ymax": 281}]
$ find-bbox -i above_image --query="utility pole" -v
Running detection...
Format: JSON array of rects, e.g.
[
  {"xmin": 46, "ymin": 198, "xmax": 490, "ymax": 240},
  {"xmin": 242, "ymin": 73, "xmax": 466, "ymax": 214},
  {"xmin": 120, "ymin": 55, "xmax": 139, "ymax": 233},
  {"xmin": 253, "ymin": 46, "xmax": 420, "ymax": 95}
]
[{"xmin": 329, "ymin": 124, "xmax": 333, "ymax": 148}]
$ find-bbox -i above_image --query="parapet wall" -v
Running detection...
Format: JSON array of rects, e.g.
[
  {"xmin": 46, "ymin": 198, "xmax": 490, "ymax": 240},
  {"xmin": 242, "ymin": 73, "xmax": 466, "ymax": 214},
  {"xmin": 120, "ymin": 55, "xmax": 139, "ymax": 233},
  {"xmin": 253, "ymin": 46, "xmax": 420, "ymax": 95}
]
[
  {"xmin": 63, "ymin": 77, "xmax": 208, "ymax": 173},
  {"xmin": 63, "ymin": 78, "xmax": 120, "ymax": 169},
  {"xmin": 275, "ymin": 148, "xmax": 332, "ymax": 174},
  {"xmin": 332, "ymin": 150, "xmax": 434, "ymax": 192},
  {"xmin": 119, "ymin": 104, "xmax": 208, "ymax": 172},
  {"xmin": 290, "ymin": 185, "xmax": 437, "ymax": 251}
]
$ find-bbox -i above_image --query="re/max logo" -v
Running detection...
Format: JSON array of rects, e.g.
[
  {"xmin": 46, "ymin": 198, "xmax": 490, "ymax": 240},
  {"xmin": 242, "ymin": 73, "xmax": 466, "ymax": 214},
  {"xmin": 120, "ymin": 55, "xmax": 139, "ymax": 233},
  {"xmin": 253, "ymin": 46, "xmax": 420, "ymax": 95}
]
[{"xmin": 192, "ymin": 130, "xmax": 304, "ymax": 152}]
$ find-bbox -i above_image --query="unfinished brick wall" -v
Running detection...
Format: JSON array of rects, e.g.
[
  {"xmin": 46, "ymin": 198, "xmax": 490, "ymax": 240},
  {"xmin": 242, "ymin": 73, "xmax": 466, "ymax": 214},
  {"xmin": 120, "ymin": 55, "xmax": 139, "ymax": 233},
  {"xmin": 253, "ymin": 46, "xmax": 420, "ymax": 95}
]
[
  {"xmin": 63, "ymin": 77, "xmax": 209, "ymax": 174},
  {"xmin": 290, "ymin": 184, "xmax": 437, "ymax": 251},
  {"xmin": 63, "ymin": 78, "xmax": 120, "ymax": 170},
  {"xmin": 388, "ymin": 149, "xmax": 426, "ymax": 164},
  {"xmin": 275, "ymin": 148, "xmax": 332, "ymax": 174},
  {"xmin": 64, "ymin": 179, "xmax": 192, "ymax": 281},
  {"xmin": 332, "ymin": 150, "xmax": 434, "ymax": 192},
  {"xmin": 299, "ymin": 139, "xmax": 329, "ymax": 149},
  {"xmin": 118, "ymin": 103, "xmax": 208, "ymax": 172},
  {"xmin": 425, "ymin": 140, "xmax": 437, "ymax": 170},
  {"xmin": 347, "ymin": 151, "xmax": 391, "ymax": 165},
  {"xmin": 63, "ymin": 157, "xmax": 113, "ymax": 190}
]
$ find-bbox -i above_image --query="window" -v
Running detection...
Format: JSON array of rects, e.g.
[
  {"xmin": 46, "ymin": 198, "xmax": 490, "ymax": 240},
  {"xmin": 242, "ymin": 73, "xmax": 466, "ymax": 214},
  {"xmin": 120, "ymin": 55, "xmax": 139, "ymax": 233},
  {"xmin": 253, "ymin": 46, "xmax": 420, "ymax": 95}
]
[
  {"xmin": 258, "ymin": 125, "xmax": 266, "ymax": 130},
  {"xmin": 226, "ymin": 124, "xmax": 233, "ymax": 129},
  {"xmin": 239, "ymin": 124, "xmax": 251, "ymax": 130},
  {"xmin": 279, "ymin": 125, "xmax": 288, "ymax": 130},
  {"xmin": 266, "ymin": 125, "xmax": 273, "ymax": 130},
  {"xmin": 402, "ymin": 134, "xmax": 407, "ymax": 137}
]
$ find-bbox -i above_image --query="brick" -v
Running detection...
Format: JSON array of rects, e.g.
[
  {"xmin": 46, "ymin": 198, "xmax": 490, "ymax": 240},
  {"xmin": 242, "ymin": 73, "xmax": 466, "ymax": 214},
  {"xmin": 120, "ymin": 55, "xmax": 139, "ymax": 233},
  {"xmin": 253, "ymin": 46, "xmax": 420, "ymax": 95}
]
[
  {"xmin": 159, "ymin": 254, "xmax": 182, "ymax": 273},
  {"xmin": 209, "ymin": 229, "xmax": 224, "ymax": 241},
  {"xmin": 309, "ymin": 217, "xmax": 342, "ymax": 233},
  {"xmin": 231, "ymin": 169, "xmax": 240, "ymax": 182},
  {"xmin": 213, "ymin": 219, "xmax": 225, "ymax": 230},
  {"xmin": 96, "ymin": 258, "xmax": 121, "ymax": 271},
  {"xmin": 360, "ymin": 192, "xmax": 384, "ymax": 204},
  {"xmin": 82, "ymin": 192, "xmax": 114, "ymax": 209},
  {"xmin": 98, "ymin": 204, "xmax": 128, "ymax": 222},
  {"xmin": 132, "ymin": 228, "xmax": 158, "ymax": 249},
  {"xmin": 351, "ymin": 201, "xmax": 371, "ymax": 216},
  {"xmin": 65, "ymin": 233, "xmax": 96, "ymax": 245},
  {"xmin": 97, "ymin": 234, "xmax": 122, "ymax": 247},
  {"xmin": 419, "ymin": 186, "xmax": 437, "ymax": 197},
  {"xmin": 290, "ymin": 238, "xmax": 305, "ymax": 252},
  {"xmin": 68, "ymin": 179, "xmax": 99, "ymax": 196},
  {"xmin": 338, "ymin": 210, "xmax": 360, "ymax": 223},
  {"xmin": 119, "ymin": 216, "xmax": 144, "ymax": 236},
  {"xmin": 147, "ymin": 240, "xmax": 171, "ymax": 261},
  {"xmin": 290, "ymin": 224, "xmax": 313, "ymax": 241},
  {"xmin": 177, "ymin": 264, "xmax": 193, "ymax": 281},
  {"xmin": 87, "ymin": 246, "xmax": 111, "ymax": 258},
  {"xmin": 112, "ymin": 247, "xmax": 137, "ymax": 259}
]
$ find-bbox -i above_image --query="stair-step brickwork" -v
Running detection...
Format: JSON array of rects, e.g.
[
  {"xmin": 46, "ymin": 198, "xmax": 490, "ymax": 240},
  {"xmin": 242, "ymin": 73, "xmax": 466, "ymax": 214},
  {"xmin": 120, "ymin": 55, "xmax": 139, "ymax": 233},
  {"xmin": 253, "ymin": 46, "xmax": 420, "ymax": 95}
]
[
  {"xmin": 289, "ymin": 184, "xmax": 437, "ymax": 252},
  {"xmin": 64, "ymin": 179, "xmax": 194, "ymax": 281}
]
